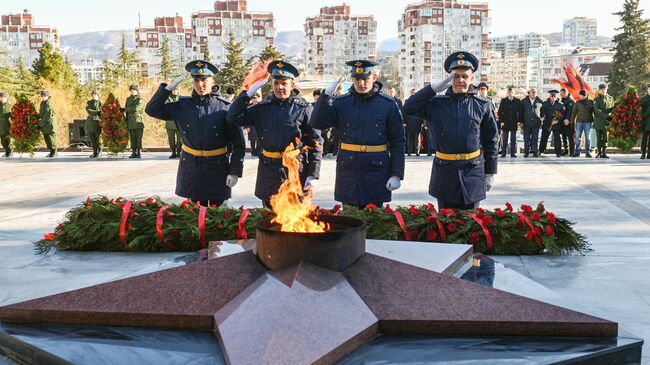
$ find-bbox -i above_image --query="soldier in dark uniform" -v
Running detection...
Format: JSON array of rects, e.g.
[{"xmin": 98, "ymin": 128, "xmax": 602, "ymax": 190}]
[
  {"xmin": 125, "ymin": 85, "xmax": 145, "ymax": 158},
  {"xmin": 497, "ymin": 87, "xmax": 521, "ymax": 157},
  {"xmin": 227, "ymin": 60, "xmax": 322, "ymax": 208},
  {"xmin": 540, "ymin": 90, "xmax": 566, "ymax": 157},
  {"xmin": 164, "ymin": 87, "xmax": 182, "ymax": 158},
  {"xmin": 38, "ymin": 90, "xmax": 57, "ymax": 158},
  {"xmin": 0, "ymin": 92, "xmax": 13, "ymax": 157},
  {"xmin": 403, "ymin": 52, "xmax": 498, "ymax": 209},
  {"xmin": 145, "ymin": 60, "xmax": 245, "ymax": 207},
  {"xmin": 311, "ymin": 60, "xmax": 406, "ymax": 207},
  {"xmin": 559, "ymin": 88, "xmax": 575, "ymax": 156},
  {"xmin": 246, "ymin": 91, "xmax": 261, "ymax": 157},
  {"xmin": 85, "ymin": 90, "xmax": 102, "ymax": 158}
]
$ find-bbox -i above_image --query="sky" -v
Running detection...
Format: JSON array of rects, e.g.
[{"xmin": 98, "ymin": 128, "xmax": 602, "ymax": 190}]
[{"xmin": 7, "ymin": 0, "xmax": 650, "ymax": 41}]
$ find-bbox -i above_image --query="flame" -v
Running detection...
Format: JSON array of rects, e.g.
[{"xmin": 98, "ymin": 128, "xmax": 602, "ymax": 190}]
[
  {"xmin": 242, "ymin": 59, "xmax": 272, "ymax": 91},
  {"xmin": 550, "ymin": 62, "xmax": 595, "ymax": 99},
  {"xmin": 270, "ymin": 143, "xmax": 327, "ymax": 233}
]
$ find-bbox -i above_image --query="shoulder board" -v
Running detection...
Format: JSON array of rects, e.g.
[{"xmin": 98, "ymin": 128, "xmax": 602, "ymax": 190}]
[
  {"xmin": 376, "ymin": 93, "xmax": 393, "ymax": 101},
  {"xmin": 433, "ymin": 95, "xmax": 450, "ymax": 100}
]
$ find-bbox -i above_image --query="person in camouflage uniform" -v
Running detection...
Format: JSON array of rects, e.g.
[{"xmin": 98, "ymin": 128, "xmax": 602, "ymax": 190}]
[
  {"xmin": 164, "ymin": 87, "xmax": 182, "ymax": 158},
  {"xmin": 125, "ymin": 84, "xmax": 145, "ymax": 158},
  {"xmin": 85, "ymin": 90, "xmax": 102, "ymax": 158},
  {"xmin": 0, "ymin": 92, "xmax": 12, "ymax": 157},
  {"xmin": 593, "ymin": 83, "xmax": 614, "ymax": 159},
  {"xmin": 38, "ymin": 90, "xmax": 57, "ymax": 158}
]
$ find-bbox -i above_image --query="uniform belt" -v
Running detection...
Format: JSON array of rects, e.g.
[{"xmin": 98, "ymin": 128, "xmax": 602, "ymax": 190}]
[
  {"xmin": 340, "ymin": 143, "xmax": 387, "ymax": 153},
  {"xmin": 262, "ymin": 149, "xmax": 301, "ymax": 159},
  {"xmin": 435, "ymin": 149, "xmax": 481, "ymax": 161},
  {"xmin": 182, "ymin": 145, "xmax": 227, "ymax": 157}
]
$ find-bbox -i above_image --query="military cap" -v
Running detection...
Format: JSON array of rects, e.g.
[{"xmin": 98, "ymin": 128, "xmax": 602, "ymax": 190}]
[
  {"xmin": 0, "ymin": 92, "xmax": 8, "ymax": 98},
  {"xmin": 129, "ymin": 84, "xmax": 139, "ymax": 92},
  {"xmin": 345, "ymin": 59, "xmax": 378, "ymax": 79},
  {"xmin": 598, "ymin": 83, "xmax": 608, "ymax": 90},
  {"xmin": 477, "ymin": 82, "xmax": 489, "ymax": 89},
  {"xmin": 548, "ymin": 89, "xmax": 559, "ymax": 95},
  {"xmin": 267, "ymin": 60, "xmax": 299, "ymax": 79},
  {"xmin": 185, "ymin": 60, "xmax": 218, "ymax": 79},
  {"xmin": 444, "ymin": 51, "xmax": 479, "ymax": 73},
  {"xmin": 40, "ymin": 90, "xmax": 50, "ymax": 97}
]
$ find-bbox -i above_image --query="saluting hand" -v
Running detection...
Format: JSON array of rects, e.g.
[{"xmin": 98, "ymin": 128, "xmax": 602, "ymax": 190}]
[
  {"xmin": 165, "ymin": 74, "xmax": 187, "ymax": 91},
  {"xmin": 246, "ymin": 78, "xmax": 268, "ymax": 97},
  {"xmin": 430, "ymin": 74, "xmax": 453, "ymax": 93},
  {"xmin": 325, "ymin": 75, "xmax": 345, "ymax": 95}
]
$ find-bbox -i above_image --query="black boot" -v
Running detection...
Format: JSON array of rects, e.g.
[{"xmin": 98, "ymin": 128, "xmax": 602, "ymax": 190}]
[
  {"xmin": 641, "ymin": 153, "xmax": 646, "ymax": 159},
  {"xmin": 169, "ymin": 149, "xmax": 177, "ymax": 159},
  {"xmin": 46, "ymin": 148, "xmax": 56, "ymax": 158},
  {"xmin": 128, "ymin": 148, "xmax": 137, "ymax": 158},
  {"xmin": 90, "ymin": 147, "xmax": 97, "ymax": 158},
  {"xmin": 135, "ymin": 148, "xmax": 142, "ymax": 158}
]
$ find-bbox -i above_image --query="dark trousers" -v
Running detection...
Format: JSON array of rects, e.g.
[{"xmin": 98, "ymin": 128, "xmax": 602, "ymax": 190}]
[
  {"xmin": 437, "ymin": 199, "xmax": 479, "ymax": 210},
  {"xmin": 539, "ymin": 127, "xmax": 552, "ymax": 153},
  {"xmin": 129, "ymin": 128, "xmax": 143, "ymax": 149},
  {"xmin": 500, "ymin": 129, "xmax": 517, "ymax": 156},
  {"xmin": 166, "ymin": 128, "xmax": 182, "ymax": 152},
  {"xmin": 642, "ymin": 131, "xmax": 650, "ymax": 156},
  {"xmin": 552, "ymin": 130, "xmax": 563, "ymax": 156},
  {"xmin": 43, "ymin": 132, "xmax": 56, "ymax": 150},
  {"xmin": 87, "ymin": 131, "xmax": 101, "ymax": 149},
  {"xmin": 1, "ymin": 135, "xmax": 9, "ymax": 152},
  {"xmin": 523, "ymin": 125, "xmax": 539, "ymax": 155},
  {"xmin": 407, "ymin": 132, "xmax": 420, "ymax": 155},
  {"xmin": 561, "ymin": 125, "xmax": 575, "ymax": 155},
  {"xmin": 596, "ymin": 129, "xmax": 608, "ymax": 154}
]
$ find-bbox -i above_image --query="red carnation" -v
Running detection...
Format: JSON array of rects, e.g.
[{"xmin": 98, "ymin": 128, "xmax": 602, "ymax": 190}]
[
  {"xmin": 446, "ymin": 222, "xmax": 457, "ymax": 233},
  {"xmin": 537, "ymin": 203, "xmax": 545, "ymax": 212},
  {"xmin": 483, "ymin": 215, "xmax": 494, "ymax": 226},
  {"xmin": 365, "ymin": 203, "xmax": 378, "ymax": 210},
  {"xmin": 495, "ymin": 208, "xmax": 506, "ymax": 217},
  {"xmin": 43, "ymin": 232, "xmax": 56, "ymax": 241},
  {"xmin": 332, "ymin": 204, "xmax": 341, "ymax": 213},
  {"xmin": 440, "ymin": 208, "xmax": 457, "ymax": 217},
  {"xmin": 469, "ymin": 231, "xmax": 480, "ymax": 244},
  {"xmin": 531, "ymin": 213, "xmax": 541, "ymax": 221},
  {"xmin": 505, "ymin": 202, "xmax": 513, "ymax": 212},
  {"xmin": 545, "ymin": 225, "xmax": 554, "ymax": 236},
  {"xmin": 224, "ymin": 210, "xmax": 231, "ymax": 218},
  {"xmin": 426, "ymin": 229, "xmax": 438, "ymax": 241},
  {"xmin": 545, "ymin": 212, "xmax": 556, "ymax": 224},
  {"xmin": 384, "ymin": 204, "xmax": 393, "ymax": 213},
  {"xmin": 521, "ymin": 204, "xmax": 533, "ymax": 215},
  {"xmin": 525, "ymin": 230, "xmax": 534, "ymax": 241},
  {"xmin": 409, "ymin": 206, "xmax": 420, "ymax": 216}
]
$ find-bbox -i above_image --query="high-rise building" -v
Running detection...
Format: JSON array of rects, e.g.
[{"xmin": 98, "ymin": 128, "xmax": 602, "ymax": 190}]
[
  {"xmin": 0, "ymin": 10, "xmax": 59, "ymax": 68},
  {"xmin": 135, "ymin": 16, "xmax": 194, "ymax": 78},
  {"xmin": 488, "ymin": 33, "xmax": 549, "ymax": 57},
  {"xmin": 484, "ymin": 50, "xmax": 529, "ymax": 94},
  {"xmin": 304, "ymin": 4, "xmax": 377, "ymax": 78},
  {"xmin": 72, "ymin": 58, "xmax": 107, "ymax": 85},
  {"xmin": 563, "ymin": 17, "xmax": 598, "ymax": 48},
  {"xmin": 398, "ymin": 0, "xmax": 490, "ymax": 93},
  {"xmin": 192, "ymin": 0, "xmax": 274, "ymax": 65}
]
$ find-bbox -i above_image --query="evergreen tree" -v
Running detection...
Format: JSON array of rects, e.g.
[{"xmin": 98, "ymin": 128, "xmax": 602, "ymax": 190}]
[
  {"xmin": 32, "ymin": 41, "xmax": 64, "ymax": 82},
  {"xmin": 16, "ymin": 56, "xmax": 38, "ymax": 96},
  {"xmin": 215, "ymin": 32, "xmax": 250, "ymax": 93},
  {"xmin": 609, "ymin": 0, "xmax": 650, "ymax": 97},
  {"xmin": 0, "ymin": 51, "xmax": 16, "ymax": 93},
  {"xmin": 157, "ymin": 35, "xmax": 175, "ymax": 80},
  {"xmin": 116, "ymin": 33, "xmax": 138, "ymax": 80},
  {"xmin": 203, "ymin": 47, "xmax": 213, "ymax": 63},
  {"xmin": 259, "ymin": 44, "xmax": 283, "ymax": 62}
]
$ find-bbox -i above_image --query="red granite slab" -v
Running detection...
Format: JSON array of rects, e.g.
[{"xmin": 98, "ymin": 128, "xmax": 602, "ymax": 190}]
[
  {"xmin": 0, "ymin": 252, "xmax": 266, "ymax": 330},
  {"xmin": 344, "ymin": 253, "xmax": 618, "ymax": 337},
  {"xmin": 214, "ymin": 262, "xmax": 379, "ymax": 365}
]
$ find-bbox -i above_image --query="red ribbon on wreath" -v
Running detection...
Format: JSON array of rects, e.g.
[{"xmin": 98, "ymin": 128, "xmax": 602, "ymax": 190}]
[
  {"xmin": 198, "ymin": 206, "xmax": 207, "ymax": 248},
  {"xmin": 427, "ymin": 208, "xmax": 447, "ymax": 242},
  {"xmin": 516, "ymin": 212, "xmax": 544, "ymax": 250},
  {"xmin": 156, "ymin": 205, "xmax": 177, "ymax": 250},
  {"xmin": 119, "ymin": 200, "xmax": 133, "ymax": 247},
  {"xmin": 392, "ymin": 210, "xmax": 411, "ymax": 241},
  {"xmin": 236, "ymin": 209, "xmax": 250, "ymax": 239},
  {"xmin": 469, "ymin": 213, "xmax": 494, "ymax": 252}
]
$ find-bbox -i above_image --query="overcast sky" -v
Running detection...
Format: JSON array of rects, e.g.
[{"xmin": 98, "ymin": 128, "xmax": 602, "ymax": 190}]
[{"xmin": 8, "ymin": 0, "xmax": 650, "ymax": 41}]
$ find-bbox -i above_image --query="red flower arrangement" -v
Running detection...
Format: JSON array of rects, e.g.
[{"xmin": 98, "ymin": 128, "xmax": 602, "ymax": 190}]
[
  {"xmin": 609, "ymin": 87, "xmax": 643, "ymax": 152},
  {"xmin": 100, "ymin": 93, "xmax": 129, "ymax": 154},
  {"xmin": 10, "ymin": 96, "xmax": 41, "ymax": 156}
]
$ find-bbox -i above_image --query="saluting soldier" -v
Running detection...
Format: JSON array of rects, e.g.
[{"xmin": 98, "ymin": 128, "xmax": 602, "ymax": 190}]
[
  {"xmin": 38, "ymin": 90, "xmax": 57, "ymax": 158},
  {"xmin": 0, "ymin": 92, "xmax": 13, "ymax": 157},
  {"xmin": 311, "ymin": 60, "xmax": 406, "ymax": 207},
  {"xmin": 227, "ymin": 60, "xmax": 323, "ymax": 208},
  {"xmin": 403, "ymin": 52, "xmax": 498, "ymax": 209},
  {"xmin": 164, "ymin": 87, "xmax": 182, "ymax": 159},
  {"xmin": 145, "ymin": 60, "xmax": 245, "ymax": 207},
  {"xmin": 85, "ymin": 90, "xmax": 102, "ymax": 158},
  {"xmin": 125, "ymin": 84, "xmax": 145, "ymax": 159}
]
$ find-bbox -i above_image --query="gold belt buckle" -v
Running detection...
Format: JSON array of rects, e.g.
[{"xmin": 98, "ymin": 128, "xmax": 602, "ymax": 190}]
[
  {"xmin": 455, "ymin": 153, "xmax": 462, "ymax": 160},
  {"xmin": 360, "ymin": 145, "xmax": 367, "ymax": 152}
]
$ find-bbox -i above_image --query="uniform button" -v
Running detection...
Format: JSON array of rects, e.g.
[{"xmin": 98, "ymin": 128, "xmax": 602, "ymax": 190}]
[
  {"xmin": 346, "ymin": 123, "xmax": 350, "ymax": 127},
  {"xmin": 375, "ymin": 124, "xmax": 378, "ymax": 127},
  {"xmin": 378, "ymin": 133, "xmax": 381, "ymax": 135},
  {"xmin": 186, "ymin": 124, "xmax": 189, "ymax": 127}
]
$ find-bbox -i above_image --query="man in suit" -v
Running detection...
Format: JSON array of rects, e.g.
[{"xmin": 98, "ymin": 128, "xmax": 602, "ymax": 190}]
[
  {"xmin": 497, "ymin": 88, "xmax": 521, "ymax": 157},
  {"xmin": 520, "ymin": 88, "xmax": 544, "ymax": 157}
]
